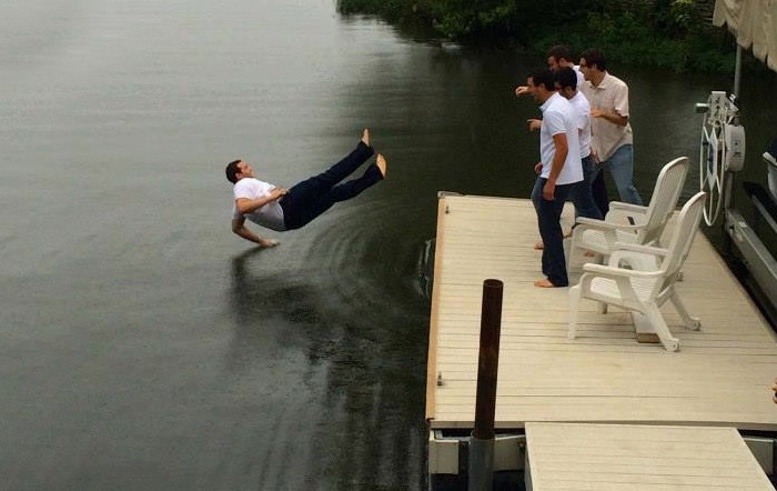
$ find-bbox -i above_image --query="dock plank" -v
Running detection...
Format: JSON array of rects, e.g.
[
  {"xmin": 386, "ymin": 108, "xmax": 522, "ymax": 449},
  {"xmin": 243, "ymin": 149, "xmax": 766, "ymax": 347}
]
[{"xmin": 525, "ymin": 423, "xmax": 774, "ymax": 490}]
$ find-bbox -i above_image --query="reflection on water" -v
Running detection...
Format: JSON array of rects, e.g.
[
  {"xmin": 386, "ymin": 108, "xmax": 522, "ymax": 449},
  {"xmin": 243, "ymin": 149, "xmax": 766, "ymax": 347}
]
[
  {"xmin": 1, "ymin": 0, "xmax": 776, "ymax": 488},
  {"xmin": 417, "ymin": 238, "xmax": 436, "ymax": 299},
  {"xmin": 227, "ymin": 234, "xmax": 428, "ymax": 488}
]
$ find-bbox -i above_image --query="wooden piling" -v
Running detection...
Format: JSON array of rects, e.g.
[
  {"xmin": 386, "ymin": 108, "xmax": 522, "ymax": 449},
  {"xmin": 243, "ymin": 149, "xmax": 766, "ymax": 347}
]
[{"xmin": 469, "ymin": 279, "xmax": 503, "ymax": 490}]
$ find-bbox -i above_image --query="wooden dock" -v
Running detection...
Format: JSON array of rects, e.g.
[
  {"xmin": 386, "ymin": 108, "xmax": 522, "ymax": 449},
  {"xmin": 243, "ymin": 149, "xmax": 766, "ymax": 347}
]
[
  {"xmin": 426, "ymin": 194, "xmax": 777, "ymax": 431},
  {"xmin": 525, "ymin": 422, "xmax": 774, "ymax": 490}
]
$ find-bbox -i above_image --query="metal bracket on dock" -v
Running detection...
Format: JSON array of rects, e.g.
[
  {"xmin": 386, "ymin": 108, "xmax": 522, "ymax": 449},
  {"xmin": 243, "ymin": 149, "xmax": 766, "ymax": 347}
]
[
  {"xmin": 437, "ymin": 191, "xmax": 464, "ymax": 198},
  {"xmin": 427, "ymin": 430, "xmax": 526, "ymax": 475}
]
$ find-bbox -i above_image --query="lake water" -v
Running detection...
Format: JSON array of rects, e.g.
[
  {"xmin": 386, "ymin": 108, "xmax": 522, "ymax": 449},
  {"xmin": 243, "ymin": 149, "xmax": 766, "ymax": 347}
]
[{"xmin": 2, "ymin": 1, "xmax": 776, "ymax": 489}]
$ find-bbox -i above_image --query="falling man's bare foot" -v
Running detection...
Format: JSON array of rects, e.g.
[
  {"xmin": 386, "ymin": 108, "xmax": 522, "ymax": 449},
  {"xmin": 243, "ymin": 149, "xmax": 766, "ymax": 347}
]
[
  {"xmin": 376, "ymin": 153, "xmax": 387, "ymax": 178},
  {"xmin": 362, "ymin": 128, "xmax": 370, "ymax": 147}
]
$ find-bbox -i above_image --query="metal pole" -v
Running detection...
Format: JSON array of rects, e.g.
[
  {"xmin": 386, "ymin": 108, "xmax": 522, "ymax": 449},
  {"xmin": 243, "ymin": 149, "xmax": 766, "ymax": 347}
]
[
  {"xmin": 469, "ymin": 279, "xmax": 504, "ymax": 491},
  {"xmin": 734, "ymin": 45, "xmax": 742, "ymax": 99}
]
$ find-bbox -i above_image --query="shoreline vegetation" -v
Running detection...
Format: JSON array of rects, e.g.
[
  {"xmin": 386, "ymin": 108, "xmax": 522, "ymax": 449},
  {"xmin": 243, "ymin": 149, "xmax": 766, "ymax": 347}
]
[{"xmin": 336, "ymin": 0, "xmax": 740, "ymax": 72}]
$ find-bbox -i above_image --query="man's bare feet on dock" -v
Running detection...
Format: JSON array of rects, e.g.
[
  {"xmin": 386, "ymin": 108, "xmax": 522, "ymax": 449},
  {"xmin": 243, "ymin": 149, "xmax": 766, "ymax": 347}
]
[
  {"xmin": 362, "ymin": 128, "xmax": 370, "ymax": 147},
  {"xmin": 533, "ymin": 278, "xmax": 557, "ymax": 288},
  {"xmin": 376, "ymin": 154, "xmax": 387, "ymax": 178}
]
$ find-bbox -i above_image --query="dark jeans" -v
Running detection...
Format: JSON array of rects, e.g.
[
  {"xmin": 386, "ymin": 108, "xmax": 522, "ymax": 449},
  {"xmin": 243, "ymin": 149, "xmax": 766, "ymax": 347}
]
[
  {"xmin": 280, "ymin": 141, "xmax": 381, "ymax": 230},
  {"xmin": 532, "ymin": 177, "xmax": 575, "ymax": 287},
  {"xmin": 571, "ymin": 155, "xmax": 604, "ymax": 221},
  {"xmin": 591, "ymin": 168, "xmax": 610, "ymax": 217}
]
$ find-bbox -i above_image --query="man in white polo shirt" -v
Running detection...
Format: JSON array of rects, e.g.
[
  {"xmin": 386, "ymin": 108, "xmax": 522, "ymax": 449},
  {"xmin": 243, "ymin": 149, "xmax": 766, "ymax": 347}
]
[{"xmin": 525, "ymin": 68, "xmax": 583, "ymax": 288}]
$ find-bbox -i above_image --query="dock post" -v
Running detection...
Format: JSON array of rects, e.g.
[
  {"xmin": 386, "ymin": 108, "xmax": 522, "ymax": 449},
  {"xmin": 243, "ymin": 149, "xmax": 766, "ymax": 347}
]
[{"xmin": 469, "ymin": 279, "xmax": 503, "ymax": 491}]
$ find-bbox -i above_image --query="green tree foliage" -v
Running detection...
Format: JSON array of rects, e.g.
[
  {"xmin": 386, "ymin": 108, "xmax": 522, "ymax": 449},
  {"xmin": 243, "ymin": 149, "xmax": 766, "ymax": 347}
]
[{"xmin": 337, "ymin": 0, "xmax": 735, "ymax": 71}]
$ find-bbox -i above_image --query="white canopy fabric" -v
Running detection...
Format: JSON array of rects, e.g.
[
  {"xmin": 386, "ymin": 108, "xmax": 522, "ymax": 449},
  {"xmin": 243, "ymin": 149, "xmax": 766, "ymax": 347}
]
[{"xmin": 713, "ymin": 0, "xmax": 777, "ymax": 71}]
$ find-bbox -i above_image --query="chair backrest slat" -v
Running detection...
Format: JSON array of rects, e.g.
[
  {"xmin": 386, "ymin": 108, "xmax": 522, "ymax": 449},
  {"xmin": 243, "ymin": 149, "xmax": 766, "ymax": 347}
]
[
  {"xmin": 658, "ymin": 192, "xmax": 707, "ymax": 290},
  {"xmin": 638, "ymin": 157, "xmax": 690, "ymax": 245}
]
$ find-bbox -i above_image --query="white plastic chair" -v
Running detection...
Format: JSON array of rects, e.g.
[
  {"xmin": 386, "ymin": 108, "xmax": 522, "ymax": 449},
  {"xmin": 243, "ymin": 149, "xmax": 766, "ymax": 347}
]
[
  {"xmin": 567, "ymin": 156, "xmax": 691, "ymax": 271},
  {"xmin": 567, "ymin": 192, "xmax": 706, "ymax": 352}
]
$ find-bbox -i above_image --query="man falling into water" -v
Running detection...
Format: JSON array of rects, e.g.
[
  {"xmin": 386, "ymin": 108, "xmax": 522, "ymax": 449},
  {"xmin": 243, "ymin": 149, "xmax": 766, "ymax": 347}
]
[{"xmin": 226, "ymin": 128, "xmax": 387, "ymax": 246}]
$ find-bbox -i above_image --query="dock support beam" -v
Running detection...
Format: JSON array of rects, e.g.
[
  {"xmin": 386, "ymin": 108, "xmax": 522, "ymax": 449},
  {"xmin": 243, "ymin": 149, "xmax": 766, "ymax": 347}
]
[{"xmin": 469, "ymin": 279, "xmax": 504, "ymax": 491}]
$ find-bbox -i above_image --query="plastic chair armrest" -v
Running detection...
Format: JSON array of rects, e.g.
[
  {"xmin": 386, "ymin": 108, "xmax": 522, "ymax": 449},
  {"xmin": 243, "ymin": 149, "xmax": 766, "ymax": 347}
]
[
  {"xmin": 612, "ymin": 242, "xmax": 669, "ymax": 257},
  {"xmin": 609, "ymin": 201, "xmax": 649, "ymax": 214},
  {"xmin": 574, "ymin": 217, "xmax": 641, "ymax": 232},
  {"xmin": 582, "ymin": 262, "xmax": 663, "ymax": 279}
]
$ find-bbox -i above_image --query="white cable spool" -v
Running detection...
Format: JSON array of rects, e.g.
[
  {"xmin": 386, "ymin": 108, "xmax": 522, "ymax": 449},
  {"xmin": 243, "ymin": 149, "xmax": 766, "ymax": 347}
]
[{"xmin": 698, "ymin": 91, "xmax": 746, "ymax": 226}]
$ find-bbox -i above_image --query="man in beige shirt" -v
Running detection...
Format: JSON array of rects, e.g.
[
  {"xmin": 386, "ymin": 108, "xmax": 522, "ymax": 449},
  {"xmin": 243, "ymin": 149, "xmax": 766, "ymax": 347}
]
[{"xmin": 579, "ymin": 49, "xmax": 644, "ymax": 206}]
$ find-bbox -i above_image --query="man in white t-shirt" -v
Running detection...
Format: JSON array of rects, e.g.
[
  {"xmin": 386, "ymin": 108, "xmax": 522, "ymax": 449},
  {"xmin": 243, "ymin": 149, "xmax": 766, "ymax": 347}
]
[
  {"xmin": 547, "ymin": 45, "xmax": 585, "ymax": 88},
  {"xmin": 525, "ymin": 68, "xmax": 583, "ymax": 288},
  {"xmin": 548, "ymin": 45, "xmax": 610, "ymax": 216},
  {"xmin": 515, "ymin": 44, "xmax": 584, "ymax": 96},
  {"xmin": 555, "ymin": 67, "xmax": 603, "ymax": 222},
  {"xmin": 226, "ymin": 129, "xmax": 387, "ymax": 247}
]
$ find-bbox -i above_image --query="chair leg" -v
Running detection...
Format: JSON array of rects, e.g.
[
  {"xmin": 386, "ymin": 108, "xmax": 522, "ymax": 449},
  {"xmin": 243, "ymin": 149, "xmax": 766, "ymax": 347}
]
[
  {"xmin": 671, "ymin": 290, "xmax": 701, "ymax": 330},
  {"xmin": 565, "ymin": 234, "xmax": 576, "ymax": 274},
  {"xmin": 645, "ymin": 305, "xmax": 680, "ymax": 352},
  {"xmin": 597, "ymin": 302, "xmax": 608, "ymax": 314},
  {"xmin": 568, "ymin": 285, "xmax": 581, "ymax": 339}
]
